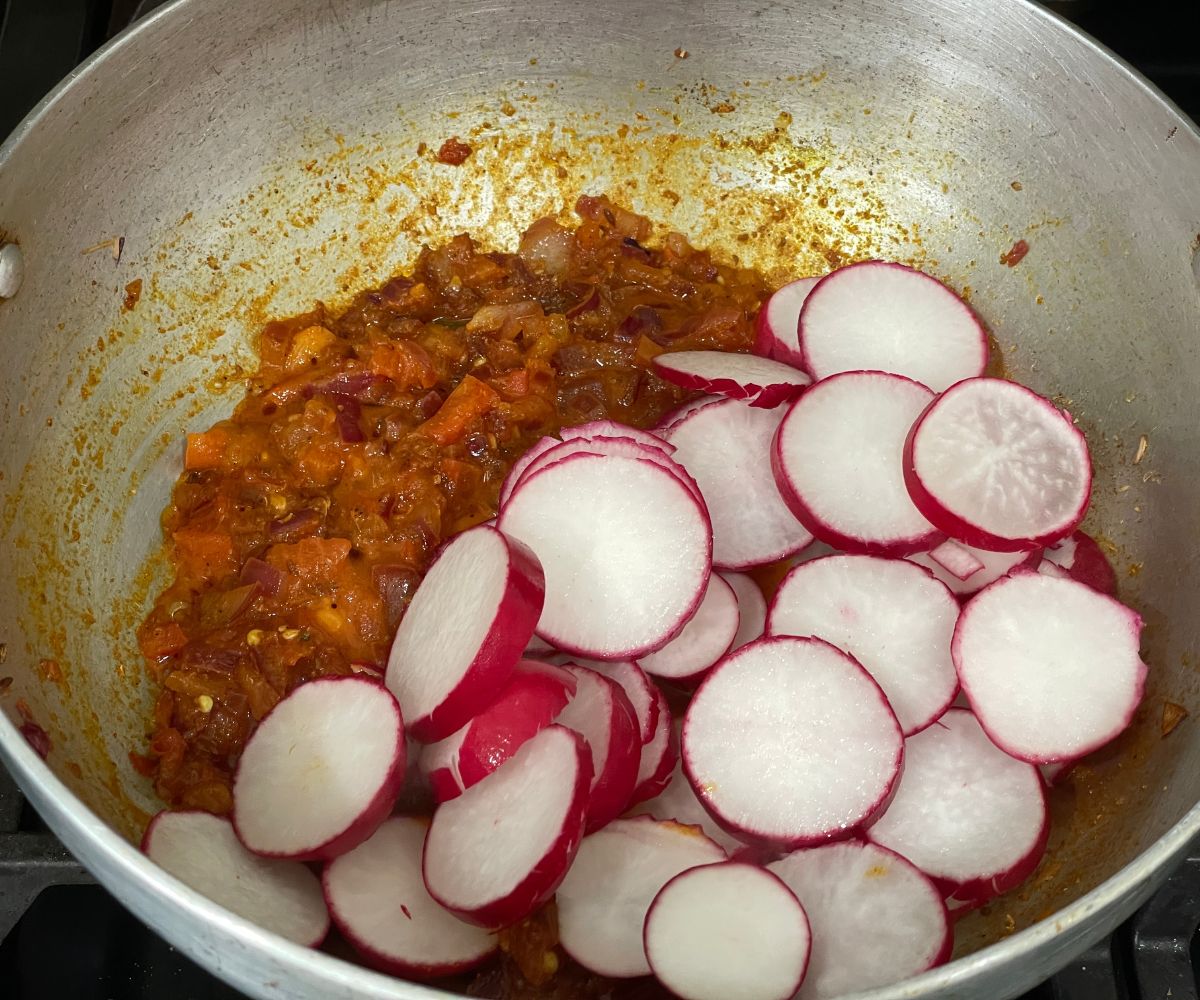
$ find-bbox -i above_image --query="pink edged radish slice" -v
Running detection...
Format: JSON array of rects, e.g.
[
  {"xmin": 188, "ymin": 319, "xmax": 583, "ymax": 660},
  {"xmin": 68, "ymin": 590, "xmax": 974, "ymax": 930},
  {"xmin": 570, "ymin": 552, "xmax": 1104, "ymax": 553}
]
[
  {"xmin": 867, "ymin": 709, "xmax": 1048, "ymax": 906},
  {"xmin": 498, "ymin": 452, "xmax": 711, "ymax": 660},
  {"xmin": 1040, "ymin": 530, "xmax": 1118, "ymax": 596},
  {"xmin": 386, "ymin": 524, "xmax": 544, "ymax": 742},
  {"xmin": 904, "ymin": 377, "xmax": 1092, "ymax": 551},
  {"xmin": 663, "ymin": 396, "xmax": 813, "ymax": 569},
  {"xmin": 772, "ymin": 370, "xmax": 942, "ymax": 556},
  {"xmin": 555, "ymin": 815, "xmax": 725, "ymax": 977},
  {"xmin": 422, "ymin": 724, "xmax": 591, "ymax": 928},
  {"xmin": 767, "ymin": 555, "xmax": 959, "ymax": 736},
  {"xmin": 142, "ymin": 811, "xmax": 329, "ymax": 947},
  {"xmin": 683, "ymin": 636, "xmax": 904, "ymax": 849},
  {"xmin": 644, "ymin": 861, "xmax": 812, "ymax": 1000},
  {"xmin": 323, "ymin": 817, "xmax": 496, "ymax": 978},
  {"xmin": 656, "ymin": 394, "xmax": 722, "ymax": 434},
  {"xmin": 559, "ymin": 419, "xmax": 675, "ymax": 453},
  {"xmin": 755, "ymin": 276, "xmax": 820, "ymax": 368},
  {"xmin": 232, "ymin": 676, "xmax": 405, "ymax": 861},
  {"xmin": 928, "ymin": 539, "xmax": 984, "ymax": 581},
  {"xmin": 907, "ymin": 543, "xmax": 1035, "ymax": 598},
  {"xmin": 653, "ymin": 350, "xmax": 811, "ymax": 408},
  {"xmin": 630, "ymin": 754, "xmax": 744, "ymax": 855},
  {"xmin": 418, "ymin": 659, "xmax": 576, "ymax": 803},
  {"xmin": 627, "ymin": 686, "xmax": 679, "ymax": 807},
  {"xmin": 637, "ymin": 573, "xmax": 740, "ymax": 684},
  {"xmin": 720, "ymin": 571, "xmax": 768, "ymax": 651},
  {"xmin": 573, "ymin": 657, "xmax": 660, "ymax": 744},
  {"xmin": 498, "ymin": 435, "xmax": 560, "ymax": 507},
  {"xmin": 556, "ymin": 663, "xmax": 642, "ymax": 831},
  {"xmin": 767, "ymin": 840, "xmax": 950, "ymax": 999},
  {"xmin": 798, "ymin": 261, "xmax": 988, "ymax": 392},
  {"xmin": 952, "ymin": 572, "xmax": 1147, "ymax": 762}
]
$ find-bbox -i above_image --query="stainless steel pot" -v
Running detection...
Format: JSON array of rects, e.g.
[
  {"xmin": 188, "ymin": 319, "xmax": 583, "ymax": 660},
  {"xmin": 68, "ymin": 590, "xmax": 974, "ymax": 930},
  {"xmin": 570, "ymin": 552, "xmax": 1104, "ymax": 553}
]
[{"xmin": 1, "ymin": 1, "xmax": 1198, "ymax": 997}]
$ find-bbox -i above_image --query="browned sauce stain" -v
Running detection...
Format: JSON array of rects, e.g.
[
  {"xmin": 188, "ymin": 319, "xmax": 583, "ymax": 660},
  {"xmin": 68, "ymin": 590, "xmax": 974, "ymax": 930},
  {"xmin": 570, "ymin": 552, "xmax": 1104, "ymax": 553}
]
[
  {"xmin": 123, "ymin": 278, "xmax": 143, "ymax": 312},
  {"xmin": 435, "ymin": 136, "xmax": 473, "ymax": 165},
  {"xmin": 1162, "ymin": 701, "xmax": 1188, "ymax": 736},
  {"xmin": 1011, "ymin": 180, "xmax": 1023, "ymax": 191},
  {"xmin": 38, "ymin": 658, "xmax": 64, "ymax": 684}
]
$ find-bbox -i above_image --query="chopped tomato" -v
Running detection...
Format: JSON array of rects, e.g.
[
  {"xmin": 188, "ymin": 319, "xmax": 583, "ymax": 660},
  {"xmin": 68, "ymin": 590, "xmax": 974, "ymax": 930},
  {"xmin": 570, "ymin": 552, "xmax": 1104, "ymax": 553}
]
[
  {"xmin": 416, "ymin": 375, "xmax": 500, "ymax": 445},
  {"xmin": 184, "ymin": 428, "xmax": 228, "ymax": 470}
]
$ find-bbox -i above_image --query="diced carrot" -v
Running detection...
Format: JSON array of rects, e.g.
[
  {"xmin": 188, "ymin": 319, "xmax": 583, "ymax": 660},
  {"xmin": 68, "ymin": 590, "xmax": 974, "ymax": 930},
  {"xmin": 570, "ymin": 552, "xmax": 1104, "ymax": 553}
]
[
  {"xmin": 184, "ymin": 428, "xmax": 229, "ymax": 470},
  {"xmin": 139, "ymin": 622, "xmax": 189, "ymax": 660},
  {"xmin": 284, "ymin": 325, "xmax": 337, "ymax": 371},
  {"xmin": 171, "ymin": 529, "xmax": 236, "ymax": 577},
  {"xmin": 368, "ymin": 340, "xmax": 438, "ymax": 389},
  {"xmin": 439, "ymin": 458, "xmax": 483, "ymax": 494},
  {"xmin": 489, "ymin": 367, "xmax": 531, "ymax": 398},
  {"xmin": 416, "ymin": 375, "xmax": 500, "ymax": 446}
]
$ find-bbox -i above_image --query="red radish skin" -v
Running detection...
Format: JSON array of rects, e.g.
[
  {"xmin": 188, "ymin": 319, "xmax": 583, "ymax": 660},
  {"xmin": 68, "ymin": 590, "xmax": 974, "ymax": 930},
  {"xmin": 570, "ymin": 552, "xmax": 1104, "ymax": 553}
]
[
  {"xmin": 498, "ymin": 435, "xmax": 560, "ymax": 507},
  {"xmin": 555, "ymin": 816, "xmax": 725, "ymax": 978},
  {"xmin": 768, "ymin": 841, "xmax": 951, "ymax": 999},
  {"xmin": 637, "ymin": 573, "xmax": 740, "ymax": 685},
  {"xmin": 904, "ymin": 377, "xmax": 1092, "ymax": 552},
  {"xmin": 627, "ymin": 686, "xmax": 679, "ymax": 807},
  {"xmin": 643, "ymin": 861, "xmax": 812, "ymax": 1000},
  {"xmin": 652, "ymin": 350, "xmax": 811, "ymax": 408},
  {"xmin": 683, "ymin": 636, "xmax": 904, "ymax": 849},
  {"xmin": 630, "ymin": 753, "xmax": 745, "ymax": 855},
  {"xmin": 928, "ymin": 539, "xmax": 984, "ymax": 581},
  {"xmin": 868, "ymin": 709, "xmax": 1049, "ymax": 905},
  {"xmin": 772, "ymin": 371, "xmax": 942, "ymax": 556},
  {"xmin": 907, "ymin": 544, "xmax": 1037, "ymax": 598},
  {"xmin": 754, "ymin": 276, "xmax": 820, "ymax": 368},
  {"xmin": 323, "ymin": 817, "xmax": 495, "ymax": 978},
  {"xmin": 386, "ymin": 524, "xmax": 545, "ymax": 742},
  {"xmin": 559, "ymin": 419, "xmax": 675, "ymax": 453},
  {"xmin": 655, "ymin": 395, "xmax": 722, "ymax": 433},
  {"xmin": 952, "ymin": 573, "xmax": 1147, "ymax": 762},
  {"xmin": 231, "ymin": 676, "xmax": 405, "ymax": 861},
  {"xmin": 663, "ymin": 396, "xmax": 814, "ymax": 569},
  {"xmin": 720, "ymin": 571, "xmax": 768, "ymax": 651},
  {"xmin": 1041, "ymin": 530, "xmax": 1118, "ymax": 596},
  {"xmin": 798, "ymin": 261, "xmax": 988, "ymax": 392},
  {"xmin": 570, "ymin": 657, "xmax": 660, "ymax": 744},
  {"xmin": 498, "ymin": 452, "xmax": 712, "ymax": 660},
  {"xmin": 422, "ymin": 725, "xmax": 591, "ymax": 928},
  {"xmin": 142, "ymin": 811, "xmax": 329, "ymax": 947}
]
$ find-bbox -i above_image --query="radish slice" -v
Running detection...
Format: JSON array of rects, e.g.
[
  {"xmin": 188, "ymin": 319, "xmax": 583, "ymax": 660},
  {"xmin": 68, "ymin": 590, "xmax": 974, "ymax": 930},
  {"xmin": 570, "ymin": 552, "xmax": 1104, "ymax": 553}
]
[
  {"xmin": 952, "ymin": 572, "xmax": 1147, "ymax": 762},
  {"xmin": 907, "ymin": 543, "xmax": 1035, "ymax": 598},
  {"xmin": 555, "ymin": 816, "xmax": 725, "ymax": 977},
  {"xmin": 766, "ymin": 555, "xmax": 959, "ymax": 736},
  {"xmin": 663, "ymin": 396, "xmax": 813, "ymax": 569},
  {"xmin": 928, "ymin": 539, "xmax": 984, "ymax": 581},
  {"xmin": 525, "ymin": 633, "xmax": 556, "ymax": 656},
  {"xmin": 720, "ymin": 571, "xmax": 768, "ymax": 650},
  {"xmin": 323, "ymin": 817, "xmax": 496, "ymax": 977},
  {"xmin": 755, "ymin": 277, "xmax": 820, "ymax": 368},
  {"xmin": 904, "ymin": 377, "xmax": 1092, "ymax": 551},
  {"xmin": 637, "ymin": 574, "xmax": 740, "ymax": 684},
  {"xmin": 142, "ymin": 811, "xmax": 329, "ymax": 947},
  {"xmin": 656, "ymin": 395, "xmax": 722, "ymax": 433},
  {"xmin": 653, "ymin": 350, "xmax": 811, "ymax": 408},
  {"xmin": 772, "ymin": 370, "xmax": 942, "ymax": 556},
  {"xmin": 798, "ymin": 261, "xmax": 987, "ymax": 392},
  {"xmin": 498, "ymin": 435, "xmax": 560, "ymax": 507},
  {"xmin": 768, "ymin": 841, "xmax": 951, "ymax": 999},
  {"xmin": 232, "ymin": 676, "xmax": 405, "ymax": 861},
  {"xmin": 644, "ymin": 862, "xmax": 812, "ymax": 1000},
  {"xmin": 498, "ymin": 452, "xmax": 712, "ymax": 659},
  {"xmin": 386, "ymin": 524, "xmax": 545, "ymax": 742},
  {"xmin": 628, "ymin": 686, "xmax": 679, "ymax": 807},
  {"xmin": 576, "ymin": 658, "xmax": 660, "ymax": 744},
  {"xmin": 683, "ymin": 636, "xmax": 904, "ymax": 848},
  {"xmin": 419, "ymin": 660, "xmax": 576, "ymax": 803},
  {"xmin": 631, "ymin": 754, "xmax": 744, "ymax": 855},
  {"xmin": 1041, "ymin": 530, "xmax": 1118, "ymax": 596},
  {"xmin": 867, "ymin": 708, "xmax": 1048, "ymax": 905},
  {"xmin": 422, "ymin": 725, "xmax": 591, "ymax": 928},
  {"xmin": 560, "ymin": 419, "xmax": 674, "ymax": 453}
]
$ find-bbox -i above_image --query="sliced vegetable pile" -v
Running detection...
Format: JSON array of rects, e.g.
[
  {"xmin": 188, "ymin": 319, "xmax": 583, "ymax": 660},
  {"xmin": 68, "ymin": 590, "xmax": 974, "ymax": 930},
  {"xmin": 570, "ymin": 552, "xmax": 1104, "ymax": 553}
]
[{"xmin": 144, "ymin": 256, "xmax": 1146, "ymax": 1000}]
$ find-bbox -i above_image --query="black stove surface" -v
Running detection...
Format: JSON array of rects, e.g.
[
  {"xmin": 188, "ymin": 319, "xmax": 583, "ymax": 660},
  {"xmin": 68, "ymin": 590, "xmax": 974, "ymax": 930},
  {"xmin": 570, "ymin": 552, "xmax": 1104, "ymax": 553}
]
[{"xmin": 2, "ymin": 1, "xmax": 1199, "ymax": 998}]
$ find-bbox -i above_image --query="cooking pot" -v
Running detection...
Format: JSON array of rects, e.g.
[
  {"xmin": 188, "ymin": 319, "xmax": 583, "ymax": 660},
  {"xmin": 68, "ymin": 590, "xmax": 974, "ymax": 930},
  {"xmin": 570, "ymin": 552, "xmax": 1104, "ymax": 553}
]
[{"xmin": 1, "ymin": 0, "xmax": 1198, "ymax": 997}]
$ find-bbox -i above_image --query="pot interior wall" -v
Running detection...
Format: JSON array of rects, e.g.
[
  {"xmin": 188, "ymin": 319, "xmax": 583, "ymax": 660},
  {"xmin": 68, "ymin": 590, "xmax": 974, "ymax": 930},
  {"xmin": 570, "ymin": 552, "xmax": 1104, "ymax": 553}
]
[{"xmin": 1, "ymin": 0, "xmax": 1198, "ymax": 969}]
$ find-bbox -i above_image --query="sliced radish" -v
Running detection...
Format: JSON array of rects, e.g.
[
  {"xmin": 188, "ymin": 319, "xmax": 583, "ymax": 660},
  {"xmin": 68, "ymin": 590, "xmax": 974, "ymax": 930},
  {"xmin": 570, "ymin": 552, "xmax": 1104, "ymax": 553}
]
[
  {"xmin": 525, "ymin": 633, "xmax": 556, "ymax": 656},
  {"xmin": 628, "ymin": 686, "xmax": 679, "ymax": 806},
  {"xmin": 419, "ymin": 660, "xmax": 576, "ymax": 803},
  {"xmin": 644, "ymin": 861, "xmax": 811, "ymax": 1000},
  {"xmin": 772, "ymin": 370, "xmax": 941, "ymax": 555},
  {"xmin": 952, "ymin": 572, "xmax": 1147, "ymax": 761},
  {"xmin": 555, "ymin": 815, "xmax": 725, "ymax": 977},
  {"xmin": 663, "ymin": 396, "xmax": 813, "ymax": 569},
  {"xmin": 904, "ymin": 377, "xmax": 1092, "ymax": 551},
  {"xmin": 656, "ymin": 394, "xmax": 722, "ymax": 433},
  {"xmin": 498, "ymin": 435, "xmax": 560, "ymax": 507},
  {"xmin": 928, "ymin": 539, "xmax": 984, "ymax": 581},
  {"xmin": 798, "ymin": 261, "xmax": 987, "ymax": 392},
  {"xmin": 868, "ymin": 709, "xmax": 1048, "ymax": 905},
  {"xmin": 1041, "ymin": 529, "xmax": 1118, "ymax": 596},
  {"xmin": 754, "ymin": 276, "xmax": 820, "ymax": 368},
  {"xmin": 653, "ymin": 350, "xmax": 811, "ymax": 408},
  {"xmin": 720, "ymin": 571, "xmax": 767, "ymax": 650},
  {"xmin": 560, "ymin": 419, "xmax": 674, "ymax": 453},
  {"xmin": 386, "ymin": 524, "xmax": 544, "ymax": 742},
  {"xmin": 142, "ymin": 811, "xmax": 329, "ymax": 947},
  {"xmin": 683, "ymin": 636, "xmax": 903, "ymax": 848},
  {"xmin": 767, "ymin": 555, "xmax": 959, "ymax": 736},
  {"xmin": 323, "ymin": 817, "xmax": 496, "ymax": 977},
  {"xmin": 637, "ymin": 573, "xmax": 740, "ymax": 684},
  {"xmin": 498, "ymin": 452, "xmax": 711, "ymax": 659},
  {"xmin": 907, "ymin": 543, "xmax": 1035, "ymax": 598},
  {"xmin": 556, "ymin": 663, "xmax": 642, "ymax": 831},
  {"xmin": 232, "ymin": 676, "xmax": 405, "ymax": 861},
  {"xmin": 768, "ymin": 841, "xmax": 950, "ymax": 999},
  {"xmin": 573, "ymin": 657, "xmax": 659, "ymax": 744},
  {"xmin": 630, "ymin": 754, "xmax": 744, "ymax": 855},
  {"xmin": 422, "ymin": 724, "xmax": 591, "ymax": 928}
]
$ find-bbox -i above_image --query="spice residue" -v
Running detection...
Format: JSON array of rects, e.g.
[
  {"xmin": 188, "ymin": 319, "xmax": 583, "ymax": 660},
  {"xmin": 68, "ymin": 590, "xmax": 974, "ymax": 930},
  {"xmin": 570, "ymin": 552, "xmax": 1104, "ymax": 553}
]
[
  {"xmin": 435, "ymin": 137, "xmax": 473, "ymax": 165},
  {"xmin": 1001, "ymin": 239, "xmax": 1030, "ymax": 267},
  {"xmin": 123, "ymin": 278, "xmax": 143, "ymax": 312},
  {"xmin": 1162, "ymin": 701, "xmax": 1188, "ymax": 737}
]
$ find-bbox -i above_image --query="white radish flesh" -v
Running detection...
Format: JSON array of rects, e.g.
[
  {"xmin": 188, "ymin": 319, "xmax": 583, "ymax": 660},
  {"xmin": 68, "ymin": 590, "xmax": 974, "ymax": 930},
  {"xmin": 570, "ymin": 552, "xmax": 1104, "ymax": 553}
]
[
  {"xmin": 644, "ymin": 862, "xmax": 811, "ymax": 1000},
  {"xmin": 323, "ymin": 817, "xmax": 495, "ymax": 977},
  {"xmin": 630, "ymin": 754, "xmax": 744, "ymax": 855},
  {"xmin": 768, "ymin": 841, "xmax": 950, "ymax": 999},
  {"xmin": 952, "ymin": 572, "xmax": 1147, "ymax": 761},
  {"xmin": 767, "ymin": 555, "xmax": 959, "ymax": 736},
  {"xmin": 653, "ymin": 350, "xmax": 811, "ymax": 408},
  {"xmin": 928, "ymin": 539, "xmax": 985, "ymax": 581},
  {"xmin": 720, "ymin": 571, "xmax": 768, "ymax": 651},
  {"xmin": 628, "ymin": 686, "xmax": 679, "ymax": 807},
  {"xmin": 142, "ymin": 811, "xmax": 329, "ymax": 947},
  {"xmin": 386, "ymin": 524, "xmax": 544, "ymax": 742},
  {"xmin": 772, "ymin": 370, "xmax": 941, "ymax": 555},
  {"xmin": 638, "ymin": 573, "xmax": 740, "ymax": 684},
  {"xmin": 1041, "ymin": 530, "xmax": 1118, "ymax": 597},
  {"xmin": 232, "ymin": 676, "xmax": 405, "ymax": 861},
  {"xmin": 754, "ymin": 276, "xmax": 820, "ymax": 368},
  {"xmin": 574, "ymin": 657, "xmax": 660, "ymax": 744},
  {"xmin": 683, "ymin": 636, "xmax": 903, "ymax": 848},
  {"xmin": 904, "ymin": 377, "xmax": 1092, "ymax": 551},
  {"xmin": 798, "ymin": 261, "xmax": 987, "ymax": 392},
  {"xmin": 559, "ymin": 419, "xmax": 674, "ymax": 453},
  {"xmin": 555, "ymin": 816, "xmax": 725, "ymax": 978},
  {"xmin": 907, "ymin": 543, "xmax": 1034, "ymax": 598},
  {"xmin": 656, "ymin": 395, "xmax": 723, "ymax": 433}
]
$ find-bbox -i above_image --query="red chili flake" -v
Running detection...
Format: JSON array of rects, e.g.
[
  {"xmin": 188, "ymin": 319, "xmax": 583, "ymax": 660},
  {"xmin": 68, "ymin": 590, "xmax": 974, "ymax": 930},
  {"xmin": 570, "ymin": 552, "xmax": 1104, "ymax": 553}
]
[
  {"xmin": 400, "ymin": 904, "xmax": 413, "ymax": 920},
  {"xmin": 20, "ymin": 722, "xmax": 51, "ymax": 759},
  {"xmin": 1001, "ymin": 239, "xmax": 1030, "ymax": 267},
  {"xmin": 436, "ymin": 137, "xmax": 473, "ymax": 166}
]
